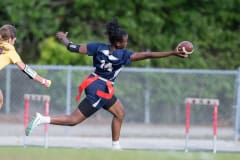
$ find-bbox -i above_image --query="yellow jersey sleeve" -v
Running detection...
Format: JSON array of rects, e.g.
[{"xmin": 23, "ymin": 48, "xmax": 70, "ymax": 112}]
[
  {"xmin": 0, "ymin": 42, "xmax": 22, "ymax": 70},
  {"xmin": 7, "ymin": 46, "xmax": 22, "ymax": 64}
]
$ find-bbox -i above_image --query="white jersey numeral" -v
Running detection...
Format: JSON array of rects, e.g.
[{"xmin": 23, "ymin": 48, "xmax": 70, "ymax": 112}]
[{"xmin": 100, "ymin": 60, "xmax": 113, "ymax": 72}]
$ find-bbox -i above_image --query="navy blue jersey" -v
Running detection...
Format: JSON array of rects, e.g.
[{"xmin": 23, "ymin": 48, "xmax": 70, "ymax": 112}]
[
  {"xmin": 82, "ymin": 42, "xmax": 133, "ymax": 109},
  {"xmin": 87, "ymin": 42, "xmax": 133, "ymax": 81}
]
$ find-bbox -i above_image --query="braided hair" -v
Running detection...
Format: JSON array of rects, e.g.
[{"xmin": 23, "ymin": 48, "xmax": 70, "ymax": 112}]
[{"xmin": 106, "ymin": 18, "xmax": 127, "ymax": 45}]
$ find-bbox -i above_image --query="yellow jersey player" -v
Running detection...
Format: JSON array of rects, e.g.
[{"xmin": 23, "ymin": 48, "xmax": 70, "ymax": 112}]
[{"xmin": 0, "ymin": 24, "xmax": 51, "ymax": 110}]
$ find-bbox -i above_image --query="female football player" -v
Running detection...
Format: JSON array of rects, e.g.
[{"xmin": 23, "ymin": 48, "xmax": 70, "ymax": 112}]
[
  {"xmin": 0, "ymin": 24, "xmax": 51, "ymax": 109},
  {"xmin": 26, "ymin": 18, "xmax": 188, "ymax": 150}
]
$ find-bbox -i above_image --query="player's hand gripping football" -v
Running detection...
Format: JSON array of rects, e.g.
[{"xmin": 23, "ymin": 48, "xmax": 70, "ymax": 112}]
[
  {"xmin": 173, "ymin": 41, "xmax": 194, "ymax": 58},
  {"xmin": 173, "ymin": 47, "xmax": 189, "ymax": 58},
  {"xmin": 56, "ymin": 32, "xmax": 69, "ymax": 46}
]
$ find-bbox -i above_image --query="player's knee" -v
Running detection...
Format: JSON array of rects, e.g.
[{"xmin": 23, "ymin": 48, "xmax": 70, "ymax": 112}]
[
  {"xmin": 121, "ymin": 109, "xmax": 126, "ymax": 119},
  {"xmin": 116, "ymin": 109, "xmax": 125, "ymax": 121},
  {"xmin": 67, "ymin": 116, "xmax": 80, "ymax": 126},
  {"xmin": 69, "ymin": 119, "xmax": 79, "ymax": 126},
  {"xmin": 109, "ymin": 100, "xmax": 126, "ymax": 121}
]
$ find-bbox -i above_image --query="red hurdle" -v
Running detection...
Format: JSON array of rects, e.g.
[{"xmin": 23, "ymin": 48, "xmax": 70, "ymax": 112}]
[
  {"xmin": 24, "ymin": 94, "xmax": 50, "ymax": 148},
  {"xmin": 185, "ymin": 98, "xmax": 219, "ymax": 153}
]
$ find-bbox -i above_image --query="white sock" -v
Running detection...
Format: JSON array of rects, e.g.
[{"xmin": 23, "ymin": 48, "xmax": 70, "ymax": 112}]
[
  {"xmin": 112, "ymin": 141, "xmax": 121, "ymax": 150},
  {"xmin": 41, "ymin": 116, "xmax": 51, "ymax": 124},
  {"xmin": 112, "ymin": 141, "xmax": 120, "ymax": 145}
]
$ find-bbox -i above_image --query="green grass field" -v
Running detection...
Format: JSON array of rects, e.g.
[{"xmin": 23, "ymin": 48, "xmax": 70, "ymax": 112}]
[{"xmin": 0, "ymin": 146, "xmax": 240, "ymax": 160}]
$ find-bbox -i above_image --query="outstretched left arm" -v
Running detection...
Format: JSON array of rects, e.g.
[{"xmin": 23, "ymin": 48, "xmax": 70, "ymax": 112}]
[{"xmin": 130, "ymin": 49, "xmax": 188, "ymax": 61}]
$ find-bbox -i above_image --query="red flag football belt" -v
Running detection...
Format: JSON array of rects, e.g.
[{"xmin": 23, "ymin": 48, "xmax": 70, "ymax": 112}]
[{"xmin": 75, "ymin": 74, "xmax": 114, "ymax": 102}]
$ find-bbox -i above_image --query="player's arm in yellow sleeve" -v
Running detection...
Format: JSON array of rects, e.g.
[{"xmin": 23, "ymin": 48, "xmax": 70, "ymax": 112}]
[
  {"xmin": 15, "ymin": 61, "xmax": 51, "ymax": 88},
  {"xmin": 7, "ymin": 48, "xmax": 51, "ymax": 88}
]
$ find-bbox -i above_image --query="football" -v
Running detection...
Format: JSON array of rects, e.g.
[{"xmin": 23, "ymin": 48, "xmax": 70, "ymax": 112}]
[{"xmin": 177, "ymin": 41, "xmax": 194, "ymax": 54}]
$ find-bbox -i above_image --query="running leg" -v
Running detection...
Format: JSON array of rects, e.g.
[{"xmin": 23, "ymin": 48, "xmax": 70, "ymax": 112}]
[{"xmin": 107, "ymin": 99, "xmax": 125, "ymax": 149}]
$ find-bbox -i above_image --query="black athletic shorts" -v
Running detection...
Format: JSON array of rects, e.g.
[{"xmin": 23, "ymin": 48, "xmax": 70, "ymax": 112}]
[{"xmin": 78, "ymin": 95, "xmax": 117, "ymax": 117}]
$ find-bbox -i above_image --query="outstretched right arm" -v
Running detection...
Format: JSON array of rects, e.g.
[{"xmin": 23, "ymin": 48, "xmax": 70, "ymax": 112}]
[
  {"xmin": 56, "ymin": 32, "xmax": 87, "ymax": 54},
  {"xmin": 15, "ymin": 61, "xmax": 51, "ymax": 88},
  {"xmin": 6, "ymin": 44, "xmax": 51, "ymax": 88}
]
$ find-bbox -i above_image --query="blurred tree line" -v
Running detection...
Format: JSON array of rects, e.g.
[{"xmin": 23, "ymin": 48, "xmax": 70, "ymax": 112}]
[{"xmin": 0, "ymin": 0, "xmax": 239, "ymax": 69}]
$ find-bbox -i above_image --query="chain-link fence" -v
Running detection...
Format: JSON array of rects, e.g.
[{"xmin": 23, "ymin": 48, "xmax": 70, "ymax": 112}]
[{"xmin": 0, "ymin": 65, "xmax": 240, "ymax": 143}]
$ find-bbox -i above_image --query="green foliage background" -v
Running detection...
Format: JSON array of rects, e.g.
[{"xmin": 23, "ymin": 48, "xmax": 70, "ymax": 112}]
[
  {"xmin": 0, "ymin": 0, "xmax": 239, "ymax": 125},
  {"xmin": 0, "ymin": 0, "xmax": 239, "ymax": 69}
]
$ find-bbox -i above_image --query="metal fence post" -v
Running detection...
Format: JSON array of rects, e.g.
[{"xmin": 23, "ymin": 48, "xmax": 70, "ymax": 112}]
[
  {"xmin": 144, "ymin": 81, "xmax": 150, "ymax": 124},
  {"xmin": 5, "ymin": 67, "xmax": 11, "ymax": 114},
  {"xmin": 235, "ymin": 68, "xmax": 240, "ymax": 141},
  {"xmin": 144, "ymin": 57, "xmax": 151, "ymax": 124},
  {"xmin": 66, "ymin": 65, "xmax": 72, "ymax": 115}
]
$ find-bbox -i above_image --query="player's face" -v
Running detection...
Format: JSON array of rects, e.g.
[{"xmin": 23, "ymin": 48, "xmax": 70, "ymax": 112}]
[{"xmin": 116, "ymin": 34, "xmax": 128, "ymax": 49}]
